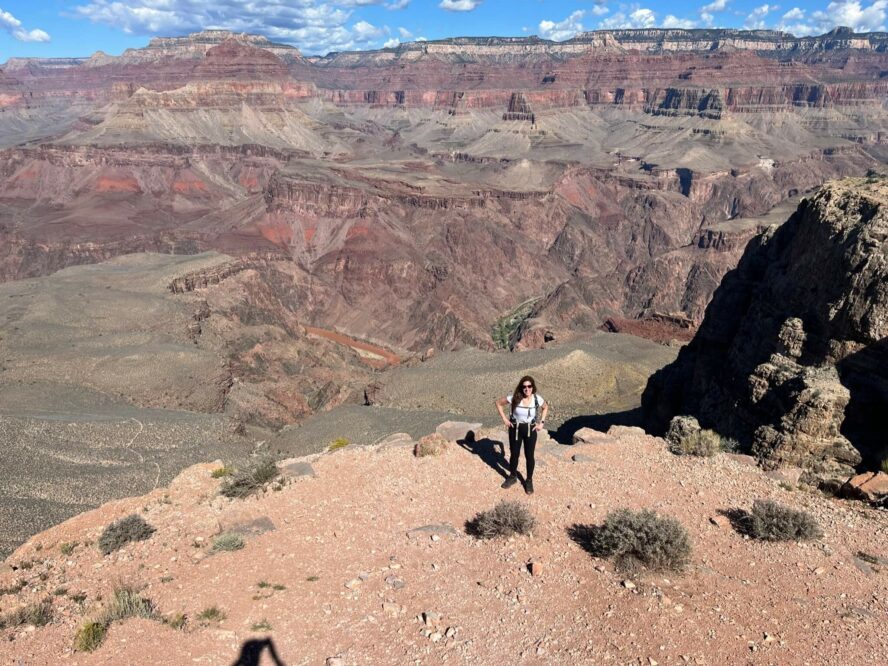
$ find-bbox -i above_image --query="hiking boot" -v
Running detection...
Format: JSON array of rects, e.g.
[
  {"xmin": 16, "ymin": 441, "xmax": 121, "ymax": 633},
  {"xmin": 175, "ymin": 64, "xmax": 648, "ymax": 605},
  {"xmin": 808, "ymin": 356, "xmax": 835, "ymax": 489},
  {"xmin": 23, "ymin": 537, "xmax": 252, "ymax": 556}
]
[
  {"xmin": 524, "ymin": 479, "xmax": 535, "ymax": 495},
  {"xmin": 501, "ymin": 475, "xmax": 518, "ymax": 489}
]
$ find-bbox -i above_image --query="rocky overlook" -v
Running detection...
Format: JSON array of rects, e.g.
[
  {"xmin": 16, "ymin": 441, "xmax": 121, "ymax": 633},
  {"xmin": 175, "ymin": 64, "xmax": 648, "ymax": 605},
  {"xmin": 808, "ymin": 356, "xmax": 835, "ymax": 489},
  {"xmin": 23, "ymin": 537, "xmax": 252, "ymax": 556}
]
[{"xmin": 643, "ymin": 176, "xmax": 888, "ymax": 478}]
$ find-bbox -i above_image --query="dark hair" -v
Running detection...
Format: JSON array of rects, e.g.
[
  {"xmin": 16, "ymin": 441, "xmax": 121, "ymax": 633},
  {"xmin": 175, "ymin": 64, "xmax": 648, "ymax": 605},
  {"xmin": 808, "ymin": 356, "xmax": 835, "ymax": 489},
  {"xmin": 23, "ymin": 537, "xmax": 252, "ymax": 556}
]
[{"xmin": 510, "ymin": 375, "xmax": 537, "ymax": 417}]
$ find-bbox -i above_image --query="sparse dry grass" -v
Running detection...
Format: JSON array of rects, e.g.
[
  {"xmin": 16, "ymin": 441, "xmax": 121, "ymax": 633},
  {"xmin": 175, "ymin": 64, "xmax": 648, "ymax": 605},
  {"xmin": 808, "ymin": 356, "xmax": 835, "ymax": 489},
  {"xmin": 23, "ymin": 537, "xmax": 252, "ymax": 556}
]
[
  {"xmin": 219, "ymin": 458, "xmax": 279, "ymax": 499},
  {"xmin": 414, "ymin": 433, "xmax": 447, "ymax": 458}
]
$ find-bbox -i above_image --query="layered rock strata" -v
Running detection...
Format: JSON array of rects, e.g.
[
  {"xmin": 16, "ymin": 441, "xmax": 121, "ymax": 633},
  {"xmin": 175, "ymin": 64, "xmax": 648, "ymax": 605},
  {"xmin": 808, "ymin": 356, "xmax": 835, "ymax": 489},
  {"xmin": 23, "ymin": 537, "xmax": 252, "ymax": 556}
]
[{"xmin": 643, "ymin": 177, "xmax": 888, "ymax": 475}]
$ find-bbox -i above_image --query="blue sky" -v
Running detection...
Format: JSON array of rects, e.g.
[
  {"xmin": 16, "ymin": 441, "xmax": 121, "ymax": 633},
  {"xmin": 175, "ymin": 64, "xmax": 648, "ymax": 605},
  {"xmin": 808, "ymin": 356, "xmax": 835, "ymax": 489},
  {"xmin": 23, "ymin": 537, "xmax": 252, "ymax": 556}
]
[{"xmin": 1, "ymin": 1, "xmax": 886, "ymax": 59}]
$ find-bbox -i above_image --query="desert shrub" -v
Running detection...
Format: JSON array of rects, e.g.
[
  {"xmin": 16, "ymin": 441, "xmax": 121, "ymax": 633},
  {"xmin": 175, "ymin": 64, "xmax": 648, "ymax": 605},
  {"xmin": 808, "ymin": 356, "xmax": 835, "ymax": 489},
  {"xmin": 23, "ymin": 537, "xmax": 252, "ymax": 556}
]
[
  {"xmin": 668, "ymin": 428, "xmax": 723, "ymax": 457},
  {"xmin": 103, "ymin": 586, "xmax": 157, "ymax": 623},
  {"xmin": 466, "ymin": 500, "xmax": 535, "ymax": 539},
  {"xmin": 251, "ymin": 619, "xmax": 273, "ymax": 631},
  {"xmin": 747, "ymin": 500, "xmax": 822, "ymax": 541},
  {"xmin": 98, "ymin": 515, "xmax": 156, "ymax": 555},
  {"xmin": 328, "ymin": 437, "xmax": 350, "ymax": 451},
  {"xmin": 219, "ymin": 458, "xmax": 279, "ymax": 499},
  {"xmin": 163, "ymin": 613, "xmax": 187, "ymax": 630},
  {"xmin": 414, "ymin": 433, "xmax": 447, "ymax": 458},
  {"xmin": 0, "ymin": 599, "xmax": 52, "ymax": 629},
  {"xmin": 59, "ymin": 541, "xmax": 78, "ymax": 556},
  {"xmin": 73, "ymin": 586, "xmax": 156, "ymax": 652},
  {"xmin": 197, "ymin": 606, "xmax": 226, "ymax": 623},
  {"xmin": 880, "ymin": 458, "xmax": 888, "ymax": 474},
  {"xmin": 211, "ymin": 465, "xmax": 234, "ymax": 478},
  {"xmin": 575, "ymin": 509, "xmax": 692, "ymax": 572},
  {"xmin": 74, "ymin": 621, "xmax": 106, "ymax": 652},
  {"xmin": 212, "ymin": 533, "xmax": 245, "ymax": 552},
  {"xmin": 0, "ymin": 580, "xmax": 25, "ymax": 596}
]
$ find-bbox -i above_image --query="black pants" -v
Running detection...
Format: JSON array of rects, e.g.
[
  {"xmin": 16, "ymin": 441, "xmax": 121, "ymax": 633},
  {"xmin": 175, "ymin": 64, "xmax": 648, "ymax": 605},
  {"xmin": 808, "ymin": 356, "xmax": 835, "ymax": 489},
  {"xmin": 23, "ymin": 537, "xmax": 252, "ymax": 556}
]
[{"xmin": 508, "ymin": 423, "xmax": 537, "ymax": 481}]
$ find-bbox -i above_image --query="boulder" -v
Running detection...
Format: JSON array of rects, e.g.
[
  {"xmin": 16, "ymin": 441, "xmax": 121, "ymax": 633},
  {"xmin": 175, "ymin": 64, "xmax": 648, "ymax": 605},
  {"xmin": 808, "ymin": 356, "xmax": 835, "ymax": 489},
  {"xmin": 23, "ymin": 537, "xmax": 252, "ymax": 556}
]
[
  {"xmin": 572, "ymin": 427, "xmax": 613, "ymax": 445},
  {"xmin": 841, "ymin": 472, "xmax": 888, "ymax": 502},
  {"xmin": 436, "ymin": 421, "xmax": 482, "ymax": 443}
]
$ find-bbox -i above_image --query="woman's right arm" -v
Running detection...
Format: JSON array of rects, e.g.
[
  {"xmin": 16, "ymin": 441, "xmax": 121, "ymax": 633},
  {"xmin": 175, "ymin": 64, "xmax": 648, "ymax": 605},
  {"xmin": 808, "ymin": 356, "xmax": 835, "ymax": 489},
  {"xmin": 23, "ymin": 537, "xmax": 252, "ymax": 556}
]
[{"xmin": 495, "ymin": 397, "xmax": 511, "ymax": 428}]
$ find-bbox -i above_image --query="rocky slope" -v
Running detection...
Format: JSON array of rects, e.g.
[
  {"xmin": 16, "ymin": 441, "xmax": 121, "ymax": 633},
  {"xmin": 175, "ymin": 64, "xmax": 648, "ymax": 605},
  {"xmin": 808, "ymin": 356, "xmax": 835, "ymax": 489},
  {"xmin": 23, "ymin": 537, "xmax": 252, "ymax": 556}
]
[
  {"xmin": 643, "ymin": 176, "xmax": 888, "ymax": 477},
  {"xmin": 1, "ymin": 422, "xmax": 886, "ymax": 664}
]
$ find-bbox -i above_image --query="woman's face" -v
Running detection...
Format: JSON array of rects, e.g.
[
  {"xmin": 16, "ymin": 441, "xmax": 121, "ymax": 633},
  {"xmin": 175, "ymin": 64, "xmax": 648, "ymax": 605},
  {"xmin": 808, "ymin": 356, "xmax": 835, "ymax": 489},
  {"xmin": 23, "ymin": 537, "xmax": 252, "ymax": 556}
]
[{"xmin": 521, "ymin": 380, "xmax": 534, "ymax": 395}]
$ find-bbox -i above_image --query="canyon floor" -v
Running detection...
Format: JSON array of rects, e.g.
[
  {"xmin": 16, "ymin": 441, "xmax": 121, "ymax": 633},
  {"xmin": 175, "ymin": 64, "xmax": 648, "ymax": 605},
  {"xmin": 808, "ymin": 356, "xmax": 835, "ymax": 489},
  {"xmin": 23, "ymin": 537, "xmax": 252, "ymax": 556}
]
[{"xmin": 2, "ymin": 421, "xmax": 886, "ymax": 665}]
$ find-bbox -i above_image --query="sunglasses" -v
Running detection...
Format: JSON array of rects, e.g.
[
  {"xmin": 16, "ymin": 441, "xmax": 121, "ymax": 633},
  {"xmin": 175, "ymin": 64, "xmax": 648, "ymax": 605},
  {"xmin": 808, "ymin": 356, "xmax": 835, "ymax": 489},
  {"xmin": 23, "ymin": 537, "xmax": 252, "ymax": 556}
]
[{"xmin": 521, "ymin": 384, "xmax": 533, "ymax": 389}]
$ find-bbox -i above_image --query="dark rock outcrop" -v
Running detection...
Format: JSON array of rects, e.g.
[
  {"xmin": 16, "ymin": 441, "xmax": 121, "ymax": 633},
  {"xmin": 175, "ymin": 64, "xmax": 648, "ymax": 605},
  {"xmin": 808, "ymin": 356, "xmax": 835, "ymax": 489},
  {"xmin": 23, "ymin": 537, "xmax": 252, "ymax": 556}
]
[{"xmin": 642, "ymin": 178, "xmax": 888, "ymax": 476}]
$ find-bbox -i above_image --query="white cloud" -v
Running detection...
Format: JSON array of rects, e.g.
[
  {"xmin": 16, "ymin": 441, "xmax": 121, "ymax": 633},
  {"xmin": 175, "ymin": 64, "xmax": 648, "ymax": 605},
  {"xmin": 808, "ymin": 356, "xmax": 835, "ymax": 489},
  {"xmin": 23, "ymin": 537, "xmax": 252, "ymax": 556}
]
[
  {"xmin": 744, "ymin": 4, "xmax": 777, "ymax": 29},
  {"xmin": 600, "ymin": 7, "xmax": 657, "ymax": 29},
  {"xmin": 383, "ymin": 37, "xmax": 399, "ymax": 47},
  {"xmin": 438, "ymin": 0, "xmax": 481, "ymax": 11},
  {"xmin": 591, "ymin": 5, "xmax": 610, "ymax": 16},
  {"xmin": 398, "ymin": 26, "xmax": 413, "ymax": 38},
  {"xmin": 538, "ymin": 10, "xmax": 585, "ymax": 41},
  {"xmin": 662, "ymin": 15, "xmax": 698, "ymax": 28},
  {"xmin": 73, "ymin": 0, "xmax": 405, "ymax": 54},
  {"xmin": 0, "ymin": 8, "xmax": 51, "ymax": 41},
  {"xmin": 702, "ymin": 0, "xmax": 730, "ymax": 12},
  {"xmin": 811, "ymin": 0, "xmax": 887, "ymax": 31},
  {"xmin": 385, "ymin": 0, "xmax": 410, "ymax": 9},
  {"xmin": 782, "ymin": 7, "xmax": 806, "ymax": 20}
]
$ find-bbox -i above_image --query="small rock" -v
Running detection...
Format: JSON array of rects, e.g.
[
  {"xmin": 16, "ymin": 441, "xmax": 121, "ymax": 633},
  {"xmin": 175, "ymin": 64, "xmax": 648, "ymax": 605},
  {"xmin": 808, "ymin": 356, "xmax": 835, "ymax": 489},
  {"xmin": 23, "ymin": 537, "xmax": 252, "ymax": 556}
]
[
  {"xmin": 622, "ymin": 580, "xmax": 636, "ymax": 590},
  {"xmin": 445, "ymin": 627, "xmax": 456, "ymax": 638},
  {"xmin": 430, "ymin": 534, "xmax": 440, "ymax": 542},
  {"xmin": 326, "ymin": 657, "xmax": 345, "ymax": 666},
  {"xmin": 345, "ymin": 579, "xmax": 362, "ymax": 590},
  {"xmin": 436, "ymin": 421, "xmax": 483, "ymax": 443},
  {"xmin": 430, "ymin": 632, "xmax": 443, "ymax": 643},
  {"xmin": 423, "ymin": 611, "xmax": 442, "ymax": 626},
  {"xmin": 382, "ymin": 602, "xmax": 404, "ymax": 616},
  {"xmin": 529, "ymin": 561, "xmax": 543, "ymax": 576},
  {"xmin": 571, "ymin": 454, "xmax": 595, "ymax": 463},
  {"xmin": 572, "ymin": 428, "xmax": 613, "ymax": 445},
  {"xmin": 407, "ymin": 524, "xmax": 458, "ymax": 539},
  {"xmin": 385, "ymin": 576, "xmax": 406, "ymax": 589},
  {"xmin": 280, "ymin": 461, "xmax": 317, "ymax": 479}
]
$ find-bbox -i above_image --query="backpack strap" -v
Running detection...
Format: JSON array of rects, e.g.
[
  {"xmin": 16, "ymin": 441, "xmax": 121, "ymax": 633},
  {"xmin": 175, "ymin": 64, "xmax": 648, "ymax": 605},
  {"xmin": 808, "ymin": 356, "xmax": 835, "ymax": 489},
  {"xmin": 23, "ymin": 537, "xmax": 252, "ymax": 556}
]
[{"xmin": 532, "ymin": 394, "xmax": 540, "ymax": 424}]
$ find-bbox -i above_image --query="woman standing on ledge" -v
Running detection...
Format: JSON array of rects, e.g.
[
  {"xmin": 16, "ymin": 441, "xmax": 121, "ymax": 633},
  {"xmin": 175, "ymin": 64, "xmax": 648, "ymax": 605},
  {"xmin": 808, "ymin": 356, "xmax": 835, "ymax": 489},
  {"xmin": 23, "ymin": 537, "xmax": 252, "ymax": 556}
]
[{"xmin": 495, "ymin": 375, "xmax": 548, "ymax": 495}]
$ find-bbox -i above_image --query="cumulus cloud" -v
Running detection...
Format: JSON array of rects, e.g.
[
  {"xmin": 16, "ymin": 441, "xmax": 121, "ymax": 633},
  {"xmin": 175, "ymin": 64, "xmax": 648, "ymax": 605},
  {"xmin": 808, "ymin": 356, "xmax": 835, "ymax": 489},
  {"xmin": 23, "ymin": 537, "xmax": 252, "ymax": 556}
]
[
  {"xmin": 591, "ymin": 5, "xmax": 610, "ymax": 16},
  {"xmin": 744, "ymin": 4, "xmax": 777, "ymax": 29},
  {"xmin": 662, "ymin": 15, "xmax": 698, "ymax": 28},
  {"xmin": 777, "ymin": 0, "xmax": 886, "ymax": 35},
  {"xmin": 398, "ymin": 26, "xmax": 413, "ymax": 38},
  {"xmin": 538, "ymin": 10, "xmax": 585, "ymax": 41},
  {"xmin": 383, "ymin": 37, "xmax": 399, "ymax": 47},
  {"xmin": 438, "ymin": 0, "xmax": 481, "ymax": 11},
  {"xmin": 385, "ymin": 0, "xmax": 410, "ymax": 9},
  {"xmin": 0, "ymin": 8, "xmax": 51, "ymax": 42},
  {"xmin": 73, "ymin": 0, "xmax": 404, "ymax": 54},
  {"xmin": 700, "ymin": 0, "xmax": 729, "ymax": 25},
  {"xmin": 600, "ymin": 7, "xmax": 657, "ymax": 29}
]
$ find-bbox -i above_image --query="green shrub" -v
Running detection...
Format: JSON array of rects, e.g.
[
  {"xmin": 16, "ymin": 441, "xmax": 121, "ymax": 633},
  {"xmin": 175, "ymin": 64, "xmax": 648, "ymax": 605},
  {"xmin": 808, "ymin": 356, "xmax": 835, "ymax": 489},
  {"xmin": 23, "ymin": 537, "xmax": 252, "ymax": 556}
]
[
  {"xmin": 98, "ymin": 515, "xmax": 156, "ymax": 555},
  {"xmin": 212, "ymin": 533, "xmax": 245, "ymax": 552},
  {"xmin": 573, "ymin": 508, "xmax": 692, "ymax": 572},
  {"xmin": 747, "ymin": 500, "xmax": 822, "ymax": 541},
  {"xmin": 880, "ymin": 458, "xmax": 888, "ymax": 474},
  {"xmin": 328, "ymin": 438, "xmax": 349, "ymax": 451},
  {"xmin": 211, "ymin": 465, "xmax": 234, "ymax": 478},
  {"xmin": 74, "ymin": 621, "xmax": 106, "ymax": 652},
  {"xmin": 219, "ymin": 458, "xmax": 279, "ymax": 499},
  {"xmin": 668, "ymin": 429, "xmax": 723, "ymax": 457},
  {"xmin": 251, "ymin": 619, "xmax": 273, "ymax": 631},
  {"xmin": 466, "ymin": 500, "xmax": 535, "ymax": 539},
  {"xmin": 59, "ymin": 541, "xmax": 78, "ymax": 556},
  {"xmin": 0, "ymin": 599, "xmax": 52, "ymax": 629}
]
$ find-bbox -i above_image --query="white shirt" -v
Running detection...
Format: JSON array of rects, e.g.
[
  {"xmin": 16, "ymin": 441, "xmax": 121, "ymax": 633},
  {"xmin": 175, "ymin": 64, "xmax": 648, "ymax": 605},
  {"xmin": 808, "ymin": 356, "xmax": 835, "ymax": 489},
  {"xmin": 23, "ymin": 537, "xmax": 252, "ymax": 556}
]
[{"xmin": 507, "ymin": 393, "xmax": 545, "ymax": 424}]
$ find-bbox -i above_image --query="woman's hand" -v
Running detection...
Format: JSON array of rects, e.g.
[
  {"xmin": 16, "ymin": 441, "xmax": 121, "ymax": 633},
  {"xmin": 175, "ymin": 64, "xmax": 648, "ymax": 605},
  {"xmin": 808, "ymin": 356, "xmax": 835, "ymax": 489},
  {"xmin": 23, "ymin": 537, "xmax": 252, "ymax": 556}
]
[
  {"xmin": 533, "ymin": 423, "xmax": 544, "ymax": 432},
  {"xmin": 502, "ymin": 417, "xmax": 512, "ymax": 428}
]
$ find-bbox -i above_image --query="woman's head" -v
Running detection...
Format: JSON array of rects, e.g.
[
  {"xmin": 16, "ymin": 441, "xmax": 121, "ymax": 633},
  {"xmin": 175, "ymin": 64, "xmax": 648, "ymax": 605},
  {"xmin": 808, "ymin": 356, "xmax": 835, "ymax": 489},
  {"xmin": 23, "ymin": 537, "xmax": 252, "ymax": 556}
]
[{"xmin": 511, "ymin": 375, "xmax": 537, "ymax": 409}]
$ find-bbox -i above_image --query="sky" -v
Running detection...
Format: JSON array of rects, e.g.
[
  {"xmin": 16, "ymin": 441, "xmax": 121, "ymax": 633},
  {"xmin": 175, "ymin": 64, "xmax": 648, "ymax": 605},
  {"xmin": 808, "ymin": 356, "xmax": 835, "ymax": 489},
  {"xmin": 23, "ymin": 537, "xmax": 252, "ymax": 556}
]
[{"xmin": 0, "ymin": 1, "xmax": 886, "ymax": 59}]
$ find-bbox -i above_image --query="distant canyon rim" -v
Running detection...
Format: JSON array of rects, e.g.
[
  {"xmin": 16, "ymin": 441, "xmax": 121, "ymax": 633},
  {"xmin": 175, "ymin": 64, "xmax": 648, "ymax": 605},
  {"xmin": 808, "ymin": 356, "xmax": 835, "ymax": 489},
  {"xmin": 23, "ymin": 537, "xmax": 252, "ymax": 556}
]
[{"xmin": 1, "ymin": 26, "xmax": 887, "ymax": 555}]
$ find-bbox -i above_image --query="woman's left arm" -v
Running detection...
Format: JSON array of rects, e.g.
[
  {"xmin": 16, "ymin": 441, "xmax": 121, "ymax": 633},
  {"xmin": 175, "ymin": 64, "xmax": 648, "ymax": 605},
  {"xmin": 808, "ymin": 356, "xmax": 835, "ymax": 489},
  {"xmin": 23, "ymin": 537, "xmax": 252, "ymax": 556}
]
[{"xmin": 534, "ymin": 400, "xmax": 549, "ymax": 431}]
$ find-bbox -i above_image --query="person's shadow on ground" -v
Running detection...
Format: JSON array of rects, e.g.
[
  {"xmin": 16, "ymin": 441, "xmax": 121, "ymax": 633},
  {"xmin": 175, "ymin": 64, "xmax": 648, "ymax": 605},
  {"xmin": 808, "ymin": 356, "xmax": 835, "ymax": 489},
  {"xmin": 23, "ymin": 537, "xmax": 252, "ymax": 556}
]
[
  {"xmin": 456, "ymin": 431, "xmax": 510, "ymax": 479},
  {"xmin": 232, "ymin": 638, "xmax": 286, "ymax": 666}
]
